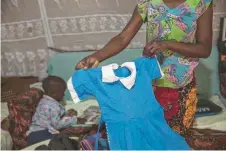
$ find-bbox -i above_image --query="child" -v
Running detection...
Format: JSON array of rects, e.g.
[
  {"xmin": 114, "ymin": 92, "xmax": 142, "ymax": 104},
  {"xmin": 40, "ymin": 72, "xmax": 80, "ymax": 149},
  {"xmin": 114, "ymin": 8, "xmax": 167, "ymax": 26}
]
[{"xmin": 27, "ymin": 76, "xmax": 78, "ymax": 146}]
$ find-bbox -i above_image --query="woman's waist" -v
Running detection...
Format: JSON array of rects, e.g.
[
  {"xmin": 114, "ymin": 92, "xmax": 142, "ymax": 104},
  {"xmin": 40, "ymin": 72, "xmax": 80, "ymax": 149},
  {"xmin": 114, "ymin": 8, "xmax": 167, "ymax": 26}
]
[
  {"xmin": 153, "ymin": 74, "xmax": 196, "ymax": 89},
  {"xmin": 155, "ymin": 54, "xmax": 198, "ymax": 88},
  {"xmin": 153, "ymin": 75, "xmax": 193, "ymax": 88}
]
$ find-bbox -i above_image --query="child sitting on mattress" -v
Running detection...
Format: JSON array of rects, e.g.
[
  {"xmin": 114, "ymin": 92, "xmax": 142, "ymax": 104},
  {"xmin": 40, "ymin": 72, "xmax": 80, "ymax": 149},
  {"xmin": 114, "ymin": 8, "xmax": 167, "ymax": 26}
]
[{"xmin": 27, "ymin": 76, "xmax": 84, "ymax": 146}]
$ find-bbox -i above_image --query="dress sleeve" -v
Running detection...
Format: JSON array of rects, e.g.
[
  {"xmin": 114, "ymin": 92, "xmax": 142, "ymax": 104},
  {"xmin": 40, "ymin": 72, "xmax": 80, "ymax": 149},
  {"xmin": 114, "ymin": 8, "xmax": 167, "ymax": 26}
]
[
  {"xmin": 67, "ymin": 70, "xmax": 94, "ymax": 104},
  {"xmin": 137, "ymin": 0, "xmax": 149, "ymax": 22},
  {"xmin": 145, "ymin": 57, "xmax": 164, "ymax": 80}
]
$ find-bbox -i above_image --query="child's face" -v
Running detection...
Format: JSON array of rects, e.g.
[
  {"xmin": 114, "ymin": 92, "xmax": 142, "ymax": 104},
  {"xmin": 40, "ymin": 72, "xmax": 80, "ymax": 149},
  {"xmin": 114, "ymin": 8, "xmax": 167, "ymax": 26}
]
[{"xmin": 55, "ymin": 85, "xmax": 66, "ymax": 101}]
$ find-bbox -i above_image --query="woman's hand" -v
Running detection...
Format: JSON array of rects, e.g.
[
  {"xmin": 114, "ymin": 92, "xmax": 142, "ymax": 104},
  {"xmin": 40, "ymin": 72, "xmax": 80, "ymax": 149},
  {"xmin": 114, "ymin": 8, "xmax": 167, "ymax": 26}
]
[
  {"xmin": 143, "ymin": 40, "xmax": 168, "ymax": 57},
  {"xmin": 75, "ymin": 55, "xmax": 100, "ymax": 70}
]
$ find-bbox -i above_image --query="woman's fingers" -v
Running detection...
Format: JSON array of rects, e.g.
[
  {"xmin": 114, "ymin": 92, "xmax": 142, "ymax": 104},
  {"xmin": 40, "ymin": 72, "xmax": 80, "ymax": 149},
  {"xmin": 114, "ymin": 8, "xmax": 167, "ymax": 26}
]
[
  {"xmin": 150, "ymin": 47, "xmax": 158, "ymax": 53},
  {"xmin": 75, "ymin": 60, "xmax": 85, "ymax": 70},
  {"xmin": 76, "ymin": 57, "xmax": 91, "ymax": 70},
  {"xmin": 85, "ymin": 58, "xmax": 99, "ymax": 69},
  {"xmin": 144, "ymin": 40, "xmax": 155, "ymax": 50},
  {"xmin": 143, "ymin": 42, "xmax": 160, "ymax": 58},
  {"xmin": 75, "ymin": 56, "xmax": 99, "ymax": 70},
  {"xmin": 84, "ymin": 59, "xmax": 93, "ymax": 70},
  {"xmin": 91, "ymin": 60, "xmax": 99, "ymax": 68},
  {"xmin": 144, "ymin": 44, "xmax": 155, "ymax": 56},
  {"xmin": 144, "ymin": 43, "xmax": 154, "ymax": 52}
]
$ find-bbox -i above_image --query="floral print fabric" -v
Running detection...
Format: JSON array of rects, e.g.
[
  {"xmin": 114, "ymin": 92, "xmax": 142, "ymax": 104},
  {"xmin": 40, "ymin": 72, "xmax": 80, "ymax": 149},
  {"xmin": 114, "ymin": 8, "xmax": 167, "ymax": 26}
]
[
  {"xmin": 153, "ymin": 78, "xmax": 197, "ymax": 135},
  {"xmin": 154, "ymin": 79, "xmax": 226, "ymax": 150},
  {"xmin": 8, "ymin": 88, "xmax": 43, "ymax": 149},
  {"xmin": 137, "ymin": 0, "xmax": 212, "ymax": 88},
  {"xmin": 27, "ymin": 95, "xmax": 77, "ymax": 135}
]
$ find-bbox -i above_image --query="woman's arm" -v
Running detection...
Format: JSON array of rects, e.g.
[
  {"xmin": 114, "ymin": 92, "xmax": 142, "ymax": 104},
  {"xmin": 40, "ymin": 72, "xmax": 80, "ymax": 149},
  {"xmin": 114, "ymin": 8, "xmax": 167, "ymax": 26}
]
[
  {"xmin": 144, "ymin": 3, "xmax": 213, "ymax": 58},
  {"xmin": 75, "ymin": 7, "xmax": 144, "ymax": 69},
  {"xmin": 91, "ymin": 7, "xmax": 143, "ymax": 62}
]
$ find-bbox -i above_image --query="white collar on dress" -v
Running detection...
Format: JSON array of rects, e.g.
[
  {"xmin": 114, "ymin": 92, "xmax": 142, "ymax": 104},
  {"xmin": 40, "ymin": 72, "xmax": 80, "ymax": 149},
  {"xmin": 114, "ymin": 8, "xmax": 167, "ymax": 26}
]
[{"xmin": 101, "ymin": 62, "xmax": 136, "ymax": 90}]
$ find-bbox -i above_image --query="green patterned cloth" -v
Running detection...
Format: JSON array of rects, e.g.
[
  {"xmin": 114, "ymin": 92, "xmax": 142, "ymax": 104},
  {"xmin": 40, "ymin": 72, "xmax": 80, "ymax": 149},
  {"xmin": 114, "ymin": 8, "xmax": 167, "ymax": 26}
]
[{"xmin": 137, "ymin": 0, "xmax": 212, "ymax": 88}]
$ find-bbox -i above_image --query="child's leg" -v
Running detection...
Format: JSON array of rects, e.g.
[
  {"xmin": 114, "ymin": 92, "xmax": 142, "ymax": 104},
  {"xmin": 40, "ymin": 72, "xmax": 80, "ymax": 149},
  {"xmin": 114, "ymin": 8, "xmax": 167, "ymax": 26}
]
[{"xmin": 27, "ymin": 129, "xmax": 53, "ymax": 146}]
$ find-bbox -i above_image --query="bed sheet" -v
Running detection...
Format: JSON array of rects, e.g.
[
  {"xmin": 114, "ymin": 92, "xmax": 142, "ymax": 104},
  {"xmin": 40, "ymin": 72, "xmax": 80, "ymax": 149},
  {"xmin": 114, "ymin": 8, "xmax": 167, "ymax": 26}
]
[
  {"xmin": 1, "ymin": 102, "xmax": 13, "ymax": 150},
  {"xmin": 66, "ymin": 96, "xmax": 226, "ymax": 131},
  {"xmin": 21, "ymin": 96, "xmax": 226, "ymax": 150},
  {"xmin": 193, "ymin": 95, "xmax": 226, "ymax": 131},
  {"xmin": 66, "ymin": 97, "xmax": 226, "ymax": 130},
  {"xmin": 64, "ymin": 99, "xmax": 100, "ymax": 124}
]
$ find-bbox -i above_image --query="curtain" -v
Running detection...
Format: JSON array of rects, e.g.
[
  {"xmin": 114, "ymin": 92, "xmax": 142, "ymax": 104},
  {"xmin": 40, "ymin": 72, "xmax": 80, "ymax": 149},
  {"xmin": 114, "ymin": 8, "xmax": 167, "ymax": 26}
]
[{"xmin": 1, "ymin": 0, "xmax": 225, "ymax": 77}]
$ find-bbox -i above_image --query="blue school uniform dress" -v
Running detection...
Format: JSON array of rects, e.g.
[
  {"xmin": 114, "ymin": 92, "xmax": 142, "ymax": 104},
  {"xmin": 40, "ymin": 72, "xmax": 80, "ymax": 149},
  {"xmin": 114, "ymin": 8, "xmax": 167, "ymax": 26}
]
[{"xmin": 67, "ymin": 57, "xmax": 190, "ymax": 150}]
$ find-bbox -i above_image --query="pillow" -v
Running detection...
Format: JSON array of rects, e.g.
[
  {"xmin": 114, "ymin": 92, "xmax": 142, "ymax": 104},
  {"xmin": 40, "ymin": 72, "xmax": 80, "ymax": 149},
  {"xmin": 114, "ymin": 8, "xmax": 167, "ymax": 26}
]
[
  {"xmin": 47, "ymin": 49, "xmax": 142, "ymax": 100},
  {"xmin": 195, "ymin": 45, "xmax": 220, "ymax": 97},
  {"xmin": 195, "ymin": 46, "xmax": 226, "ymax": 104},
  {"xmin": 195, "ymin": 98, "xmax": 222, "ymax": 117}
]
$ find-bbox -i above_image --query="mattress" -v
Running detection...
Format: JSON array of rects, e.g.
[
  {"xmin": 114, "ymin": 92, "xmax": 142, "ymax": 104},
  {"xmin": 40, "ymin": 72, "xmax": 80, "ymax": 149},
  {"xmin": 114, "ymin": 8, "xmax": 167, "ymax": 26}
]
[
  {"xmin": 72, "ymin": 97, "xmax": 226, "ymax": 131},
  {"xmin": 193, "ymin": 95, "xmax": 226, "ymax": 131},
  {"xmin": 29, "ymin": 82, "xmax": 226, "ymax": 131},
  {"xmin": 1, "ymin": 102, "xmax": 13, "ymax": 150},
  {"xmin": 66, "ymin": 96, "xmax": 226, "ymax": 131},
  {"xmin": 21, "ymin": 96, "xmax": 226, "ymax": 150}
]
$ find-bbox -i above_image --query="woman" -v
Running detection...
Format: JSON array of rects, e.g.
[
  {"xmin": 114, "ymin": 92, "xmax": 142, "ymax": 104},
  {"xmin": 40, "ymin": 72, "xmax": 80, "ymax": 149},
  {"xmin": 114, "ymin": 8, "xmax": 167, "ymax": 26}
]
[{"xmin": 76, "ymin": 0, "xmax": 213, "ymax": 148}]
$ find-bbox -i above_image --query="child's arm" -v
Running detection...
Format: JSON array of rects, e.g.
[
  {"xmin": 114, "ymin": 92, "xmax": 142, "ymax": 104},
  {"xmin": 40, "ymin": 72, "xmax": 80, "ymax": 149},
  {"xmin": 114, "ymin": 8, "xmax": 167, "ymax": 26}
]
[{"xmin": 49, "ymin": 110, "xmax": 77, "ymax": 130}]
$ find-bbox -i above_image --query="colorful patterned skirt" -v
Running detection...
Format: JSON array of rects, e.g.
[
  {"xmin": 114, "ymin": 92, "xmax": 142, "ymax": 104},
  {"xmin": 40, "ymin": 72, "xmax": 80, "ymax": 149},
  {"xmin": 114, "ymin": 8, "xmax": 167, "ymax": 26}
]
[{"xmin": 153, "ymin": 79, "xmax": 226, "ymax": 150}]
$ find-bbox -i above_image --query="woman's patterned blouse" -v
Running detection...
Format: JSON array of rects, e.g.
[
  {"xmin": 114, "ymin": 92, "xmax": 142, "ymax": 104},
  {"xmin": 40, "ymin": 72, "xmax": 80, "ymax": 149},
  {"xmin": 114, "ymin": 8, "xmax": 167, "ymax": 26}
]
[{"xmin": 137, "ymin": 0, "xmax": 212, "ymax": 88}]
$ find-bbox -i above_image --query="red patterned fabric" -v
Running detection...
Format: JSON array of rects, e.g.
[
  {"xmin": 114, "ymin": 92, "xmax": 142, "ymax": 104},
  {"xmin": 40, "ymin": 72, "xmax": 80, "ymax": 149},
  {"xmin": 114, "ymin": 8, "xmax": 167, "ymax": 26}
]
[
  {"xmin": 8, "ymin": 88, "xmax": 43, "ymax": 150},
  {"xmin": 187, "ymin": 128, "xmax": 226, "ymax": 150},
  {"xmin": 154, "ymin": 79, "xmax": 226, "ymax": 150},
  {"xmin": 154, "ymin": 79, "xmax": 197, "ymax": 135},
  {"xmin": 154, "ymin": 87, "xmax": 180, "ymax": 120}
]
